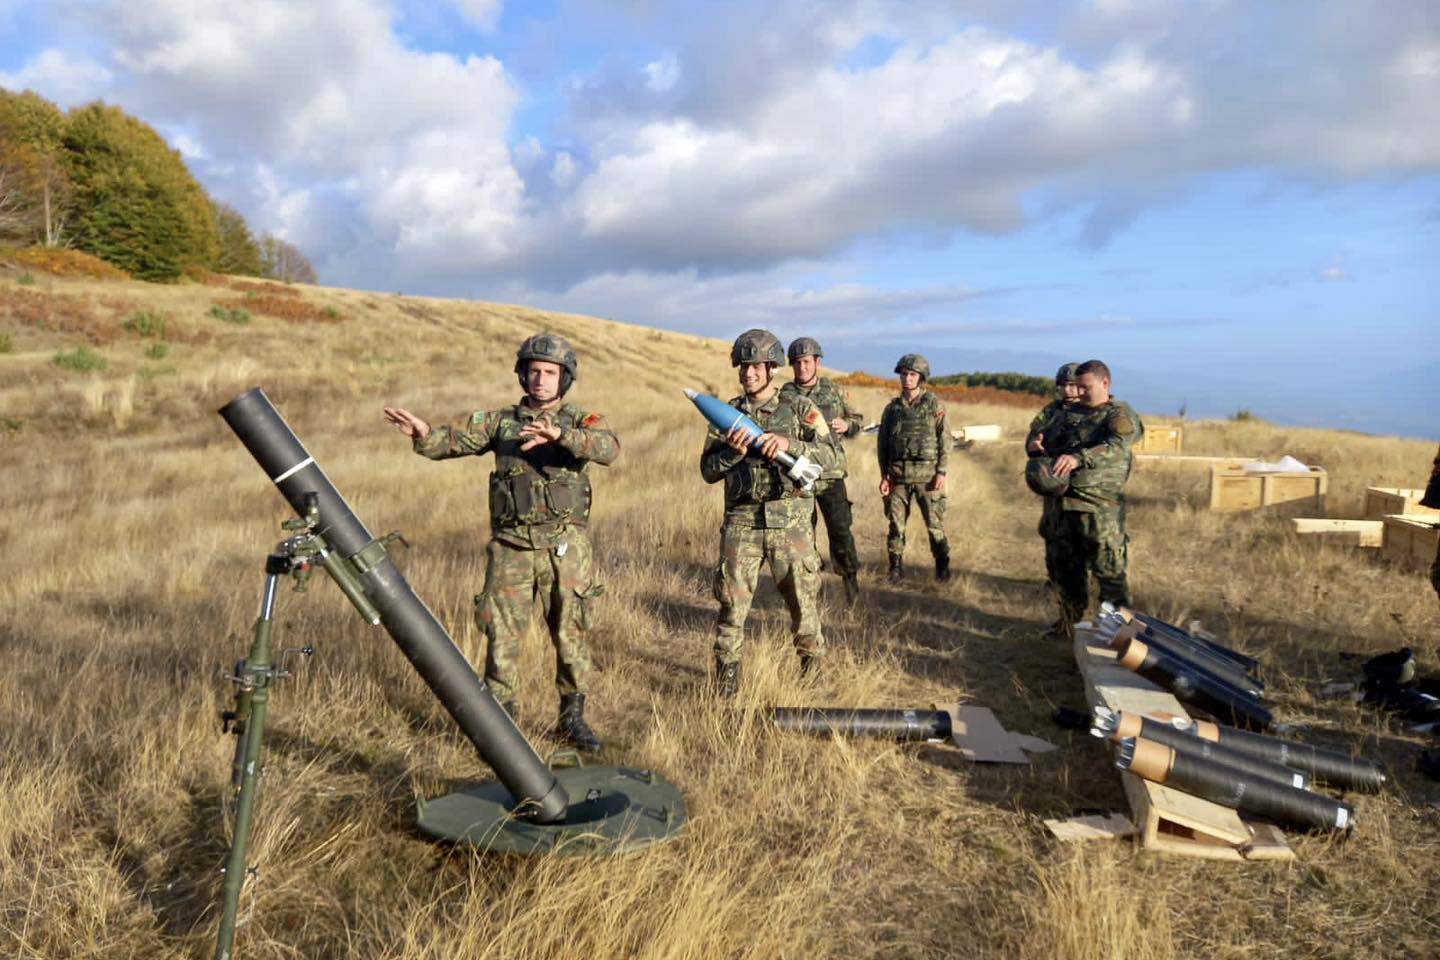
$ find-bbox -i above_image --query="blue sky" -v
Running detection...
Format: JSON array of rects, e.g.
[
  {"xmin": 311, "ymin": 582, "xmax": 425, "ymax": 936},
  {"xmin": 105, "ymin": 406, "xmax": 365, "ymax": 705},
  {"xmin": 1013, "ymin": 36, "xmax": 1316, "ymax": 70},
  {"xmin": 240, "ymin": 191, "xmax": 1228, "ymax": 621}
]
[{"xmin": 2, "ymin": 0, "xmax": 1436, "ymax": 437}]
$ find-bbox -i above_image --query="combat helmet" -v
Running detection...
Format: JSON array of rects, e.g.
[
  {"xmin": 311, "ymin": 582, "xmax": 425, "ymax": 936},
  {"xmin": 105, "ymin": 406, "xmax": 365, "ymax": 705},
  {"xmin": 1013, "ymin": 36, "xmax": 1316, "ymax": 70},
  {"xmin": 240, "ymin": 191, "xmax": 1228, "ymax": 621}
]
[
  {"xmin": 1025, "ymin": 457, "xmax": 1070, "ymax": 497},
  {"xmin": 894, "ymin": 353, "xmax": 931, "ymax": 381},
  {"xmin": 515, "ymin": 332, "xmax": 578, "ymax": 395},
  {"xmin": 787, "ymin": 336, "xmax": 824, "ymax": 362},
  {"xmin": 1055, "ymin": 362, "xmax": 1080, "ymax": 385},
  {"xmin": 731, "ymin": 328, "xmax": 785, "ymax": 367}
]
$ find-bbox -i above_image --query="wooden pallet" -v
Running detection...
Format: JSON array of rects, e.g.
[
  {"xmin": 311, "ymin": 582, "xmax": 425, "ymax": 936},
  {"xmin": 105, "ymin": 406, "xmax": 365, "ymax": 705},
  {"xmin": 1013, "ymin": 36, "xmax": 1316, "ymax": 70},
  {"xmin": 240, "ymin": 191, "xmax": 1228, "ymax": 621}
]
[{"xmin": 1073, "ymin": 625, "xmax": 1293, "ymax": 861}]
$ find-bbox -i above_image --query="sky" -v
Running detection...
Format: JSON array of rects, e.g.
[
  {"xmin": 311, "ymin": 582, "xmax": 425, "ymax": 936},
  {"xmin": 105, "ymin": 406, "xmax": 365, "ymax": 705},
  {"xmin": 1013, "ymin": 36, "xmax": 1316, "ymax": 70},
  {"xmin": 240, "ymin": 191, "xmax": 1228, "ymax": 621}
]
[{"xmin": 1, "ymin": 0, "xmax": 1436, "ymax": 437}]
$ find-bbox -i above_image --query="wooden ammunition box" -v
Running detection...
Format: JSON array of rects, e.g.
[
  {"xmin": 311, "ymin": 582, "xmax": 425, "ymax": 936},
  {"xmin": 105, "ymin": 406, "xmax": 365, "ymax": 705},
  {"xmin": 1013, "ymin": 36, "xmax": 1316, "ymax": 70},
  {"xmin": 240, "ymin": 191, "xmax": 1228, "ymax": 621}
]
[
  {"xmin": 1209, "ymin": 465, "xmax": 1327, "ymax": 515},
  {"xmin": 1133, "ymin": 422, "xmax": 1183, "ymax": 454},
  {"xmin": 1365, "ymin": 487, "xmax": 1440, "ymax": 522},
  {"xmin": 1382, "ymin": 515, "xmax": 1440, "ymax": 568},
  {"xmin": 1290, "ymin": 518, "xmax": 1385, "ymax": 548}
]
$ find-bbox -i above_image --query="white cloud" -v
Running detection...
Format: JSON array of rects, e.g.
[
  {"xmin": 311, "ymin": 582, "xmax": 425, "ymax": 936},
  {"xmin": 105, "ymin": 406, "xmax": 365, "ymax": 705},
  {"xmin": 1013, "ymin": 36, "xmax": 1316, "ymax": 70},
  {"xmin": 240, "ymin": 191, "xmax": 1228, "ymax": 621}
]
[
  {"xmin": 0, "ymin": 48, "xmax": 112, "ymax": 105},
  {"xmin": 451, "ymin": 0, "xmax": 502, "ymax": 32},
  {"xmin": 642, "ymin": 54, "xmax": 680, "ymax": 92}
]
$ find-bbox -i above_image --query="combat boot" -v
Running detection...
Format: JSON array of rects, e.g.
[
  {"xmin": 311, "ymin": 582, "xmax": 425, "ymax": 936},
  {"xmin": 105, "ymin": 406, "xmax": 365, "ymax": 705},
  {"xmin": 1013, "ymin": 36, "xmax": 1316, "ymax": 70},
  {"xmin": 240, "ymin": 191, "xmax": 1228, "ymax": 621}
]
[
  {"xmin": 887, "ymin": 554, "xmax": 904, "ymax": 583},
  {"xmin": 934, "ymin": 551, "xmax": 952, "ymax": 582},
  {"xmin": 714, "ymin": 659, "xmax": 741, "ymax": 699},
  {"xmin": 842, "ymin": 573, "xmax": 860, "ymax": 605},
  {"xmin": 556, "ymin": 693, "xmax": 602, "ymax": 754}
]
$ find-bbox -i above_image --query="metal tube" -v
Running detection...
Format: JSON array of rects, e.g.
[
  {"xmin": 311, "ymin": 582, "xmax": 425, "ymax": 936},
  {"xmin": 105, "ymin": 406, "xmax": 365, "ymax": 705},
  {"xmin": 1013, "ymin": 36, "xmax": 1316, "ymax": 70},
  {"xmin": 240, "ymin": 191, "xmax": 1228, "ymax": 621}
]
[
  {"xmin": 769, "ymin": 707, "xmax": 951, "ymax": 741},
  {"xmin": 1117, "ymin": 736, "xmax": 1353, "ymax": 833},
  {"xmin": 1189, "ymin": 721, "xmax": 1387, "ymax": 792},
  {"xmin": 1118, "ymin": 637, "xmax": 1273, "ymax": 730},
  {"xmin": 1093, "ymin": 710, "xmax": 1305, "ymax": 789},
  {"xmin": 1098, "ymin": 617, "xmax": 1263, "ymax": 695},
  {"xmin": 218, "ymin": 388, "xmax": 568, "ymax": 824},
  {"xmin": 1108, "ymin": 604, "xmax": 1261, "ymax": 673}
]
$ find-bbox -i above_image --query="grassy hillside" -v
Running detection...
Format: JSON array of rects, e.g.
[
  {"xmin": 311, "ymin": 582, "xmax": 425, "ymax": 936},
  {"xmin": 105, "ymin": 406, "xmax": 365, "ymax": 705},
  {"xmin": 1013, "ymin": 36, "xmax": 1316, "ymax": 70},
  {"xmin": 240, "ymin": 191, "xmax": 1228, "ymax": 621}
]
[{"xmin": 2, "ymin": 267, "xmax": 1438, "ymax": 959}]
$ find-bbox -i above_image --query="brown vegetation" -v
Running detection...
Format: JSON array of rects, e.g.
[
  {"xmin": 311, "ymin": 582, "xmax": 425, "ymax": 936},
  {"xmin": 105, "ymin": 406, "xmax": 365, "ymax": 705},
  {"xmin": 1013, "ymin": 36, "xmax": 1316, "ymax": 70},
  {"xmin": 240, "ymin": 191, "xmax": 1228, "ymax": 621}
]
[
  {"xmin": 4, "ymin": 245, "xmax": 130, "ymax": 280},
  {"xmin": 1, "ymin": 268, "xmax": 1438, "ymax": 958}
]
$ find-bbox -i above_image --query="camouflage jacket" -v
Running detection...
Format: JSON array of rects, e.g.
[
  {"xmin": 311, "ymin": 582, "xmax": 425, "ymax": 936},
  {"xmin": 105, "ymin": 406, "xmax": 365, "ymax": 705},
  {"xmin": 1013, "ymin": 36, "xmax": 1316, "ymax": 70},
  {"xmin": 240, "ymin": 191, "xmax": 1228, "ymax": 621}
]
[
  {"xmin": 1045, "ymin": 398, "xmax": 1144, "ymax": 512},
  {"xmin": 781, "ymin": 377, "xmax": 863, "ymax": 479},
  {"xmin": 700, "ymin": 386, "xmax": 839, "ymax": 527},
  {"xmin": 878, "ymin": 390, "xmax": 948, "ymax": 484},
  {"xmin": 414, "ymin": 398, "xmax": 619, "ymax": 549},
  {"xmin": 1025, "ymin": 399, "xmax": 1084, "ymax": 458},
  {"xmin": 1422, "ymin": 444, "xmax": 1440, "ymax": 510}
]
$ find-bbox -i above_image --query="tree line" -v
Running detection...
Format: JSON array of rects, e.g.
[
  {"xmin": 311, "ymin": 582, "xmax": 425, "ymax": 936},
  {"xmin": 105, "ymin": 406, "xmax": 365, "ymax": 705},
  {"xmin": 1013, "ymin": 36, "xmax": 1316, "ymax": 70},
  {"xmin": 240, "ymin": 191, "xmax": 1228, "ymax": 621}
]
[
  {"xmin": 0, "ymin": 87, "xmax": 315, "ymax": 284},
  {"xmin": 929, "ymin": 371, "xmax": 1054, "ymax": 397}
]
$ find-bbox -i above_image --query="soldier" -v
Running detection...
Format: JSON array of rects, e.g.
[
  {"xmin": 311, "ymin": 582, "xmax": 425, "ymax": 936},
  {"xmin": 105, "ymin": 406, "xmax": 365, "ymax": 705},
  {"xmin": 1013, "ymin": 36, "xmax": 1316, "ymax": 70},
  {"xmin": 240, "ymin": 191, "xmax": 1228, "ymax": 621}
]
[
  {"xmin": 783, "ymin": 337, "xmax": 864, "ymax": 604},
  {"xmin": 1027, "ymin": 363, "xmax": 1083, "ymax": 637},
  {"xmin": 877, "ymin": 354, "xmax": 950, "ymax": 583},
  {"xmin": 382, "ymin": 333, "xmax": 615, "ymax": 753},
  {"xmin": 1421, "ymin": 444, "xmax": 1440, "ymax": 606},
  {"xmin": 1041, "ymin": 359, "xmax": 1144, "ymax": 637},
  {"xmin": 701, "ymin": 329, "xmax": 840, "ymax": 696}
]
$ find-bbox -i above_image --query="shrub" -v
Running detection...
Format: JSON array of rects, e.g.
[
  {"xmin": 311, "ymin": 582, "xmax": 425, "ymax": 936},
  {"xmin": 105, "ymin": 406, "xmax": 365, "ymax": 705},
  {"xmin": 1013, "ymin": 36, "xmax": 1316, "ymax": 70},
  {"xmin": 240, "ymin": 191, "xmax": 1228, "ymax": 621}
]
[
  {"xmin": 0, "ymin": 332, "xmax": 11, "ymax": 353},
  {"xmin": 17, "ymin": 272, "xmax": 36, "ymax": 286},
  {"xmin": 144, "ymin": 341, "xmax": 168, "ymax": 359},
  {"xmin": 11, "ymin": 247, "xmax": 129, "ymax": 280},
  {"xmin": 53, "ymin": 345, "xmax": 106, "ymax": 371},
  {"xmin": 1231, "ymin": 409, "xmax": 1261, "ymax": 422},
  {"xmin": 138, "ymin": 363, "xmax": 177, "ymax": 380},
  {"xmin": 208, "ymin": 304, "xmax": 251, "ymax": 325},
  {"xmin": 123, "ymin": 309, "xmax": 167, "ymax": 339},
  {"xmin": 211, "ymin": 294, "xmax": 340, "ymax": 324}
]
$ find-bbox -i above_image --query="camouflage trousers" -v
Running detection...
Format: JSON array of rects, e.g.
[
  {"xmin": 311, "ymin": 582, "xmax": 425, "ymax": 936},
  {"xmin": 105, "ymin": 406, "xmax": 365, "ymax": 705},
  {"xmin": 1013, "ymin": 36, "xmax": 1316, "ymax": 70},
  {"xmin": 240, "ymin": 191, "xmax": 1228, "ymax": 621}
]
[
  {"xmin": 1040, "ymin": 506, "xmax": 1130, "ymax": 622},
  {"xmin": 473, "ymin": 532, "xmax": 602, "ymax": 702},
  {"xmin": 812, "ymin": 478, "xmax": 859, "ymax": 579},
  {"xmin": 713, "ymin": 520, "xmax": 824, "ymax": 664},
  {"xmin": 884, "ymin": 481, "xmax": 948, "ymax": 560}
]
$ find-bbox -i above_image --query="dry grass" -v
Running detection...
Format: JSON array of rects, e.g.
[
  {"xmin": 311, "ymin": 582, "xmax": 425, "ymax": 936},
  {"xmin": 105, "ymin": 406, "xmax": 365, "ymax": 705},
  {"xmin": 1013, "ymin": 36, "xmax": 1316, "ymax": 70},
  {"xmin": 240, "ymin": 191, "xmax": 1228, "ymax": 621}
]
[{"xmin": 2, "ymin": 268, "xmax": 1438, "ymax": 959}]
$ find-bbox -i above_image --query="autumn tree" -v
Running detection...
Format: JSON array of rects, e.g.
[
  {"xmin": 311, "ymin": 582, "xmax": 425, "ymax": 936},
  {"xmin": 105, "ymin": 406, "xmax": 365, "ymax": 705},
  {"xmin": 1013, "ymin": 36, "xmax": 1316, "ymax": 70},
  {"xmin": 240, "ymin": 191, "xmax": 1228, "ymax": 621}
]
[
  {"xmin": 61, "ymin": 102, "xmax": 219, "ymax": 281},
  {"xmin": 0, "ymin": 88, "xmax": 70, "ymax": 246},
  {"xmin": 213, "ymin": 201, "xmax": 263, "ymax": 276},
  {"xmin": 259, "ymin": 233, "xmax": 318, "ymax": 284}
]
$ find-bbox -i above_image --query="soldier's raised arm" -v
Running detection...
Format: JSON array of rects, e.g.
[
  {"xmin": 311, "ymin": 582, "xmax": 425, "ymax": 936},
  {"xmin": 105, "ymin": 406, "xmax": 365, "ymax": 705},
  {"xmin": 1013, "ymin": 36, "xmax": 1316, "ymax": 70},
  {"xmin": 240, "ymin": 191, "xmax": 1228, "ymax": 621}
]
[
  {"xmin": 410, "ymin": 409, "xmax": 501, "ymax": 460},
  {"xmin": 555, "ymin": 411, "xmax": 619, "ymax": 466}
]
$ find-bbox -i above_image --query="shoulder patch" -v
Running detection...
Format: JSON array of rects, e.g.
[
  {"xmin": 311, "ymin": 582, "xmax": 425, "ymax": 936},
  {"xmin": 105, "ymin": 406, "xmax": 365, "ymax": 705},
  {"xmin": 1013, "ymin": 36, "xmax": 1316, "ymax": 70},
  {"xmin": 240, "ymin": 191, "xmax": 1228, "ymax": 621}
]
[
  {"xmin": 1113, "ymin": 413, "xmax": 1135, "ymax": 435},
  {"xmin": 936, "ymin": 407, "xmax": 946, "ymax": 418},
  {"xmin": 581, "ymin": 412, "xmax": 602, "ymax": 427},
  {"xmin": 803, "ymin": 407, "xmax": 824, "ymax": 428}
]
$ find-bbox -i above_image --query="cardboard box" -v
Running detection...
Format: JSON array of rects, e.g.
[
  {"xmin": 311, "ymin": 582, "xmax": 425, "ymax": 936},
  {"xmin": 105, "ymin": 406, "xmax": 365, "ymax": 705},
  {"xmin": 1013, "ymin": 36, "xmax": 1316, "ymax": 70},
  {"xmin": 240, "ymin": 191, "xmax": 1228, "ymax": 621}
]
[
  {"xmin": 1209, "ymin": 465, "xmax": 1328, "ymax": 515},
  {"xmin": 1382, "ymin": 515, "xmax": 1440, "ymax": 567},
  {"xmin": 1365, "ymin": 487, "xmax": 1440, "ymax": 522}
]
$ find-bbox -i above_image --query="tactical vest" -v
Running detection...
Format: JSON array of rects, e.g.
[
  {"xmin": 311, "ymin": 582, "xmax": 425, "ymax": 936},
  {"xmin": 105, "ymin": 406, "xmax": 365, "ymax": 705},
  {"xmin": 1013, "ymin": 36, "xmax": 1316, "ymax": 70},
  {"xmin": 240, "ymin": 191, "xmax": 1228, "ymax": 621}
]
[
  {"xmin": 723, "ymin": 390, "xmax": 813, "ymax": 507},
  {"xmin": 487, "ymin": 403, "xmax": 594, "ymax": 529},
  {"xmin": 884, "ymin": 392, "xmax": 941, "ymax": 464}
]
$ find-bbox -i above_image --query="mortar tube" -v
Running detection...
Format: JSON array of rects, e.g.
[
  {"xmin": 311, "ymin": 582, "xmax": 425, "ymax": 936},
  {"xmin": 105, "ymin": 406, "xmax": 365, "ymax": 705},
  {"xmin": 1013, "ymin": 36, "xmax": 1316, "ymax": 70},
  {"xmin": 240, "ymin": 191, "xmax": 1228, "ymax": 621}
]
[
  {"xmin": 218, "ymin": 388, "xmax": 568, "ymax": 824},
  {"xmin": 1116, "ymin": 736, "xmax": 1354, "ymax": 833},
  {"xmin": 769, "ymin": 707, "xmax": 950, "ymax": 741},
  {"xmin": 1094, "ymin": 710, "xmax": 1305, "ymax": 789},
  {"xmin": 1110, "ymin": 604, "xmax": 1261, "ymax": 673},
  {"xmin": 1108, "ymin": 625, "xmax": 1264, "ymax": 697},
  {"xmin": 1185, "ymin": 719, "xmax": 1386, "ymax": 792},
  {"xmin": 1118, "ymin": 637, "xmax": 1273, "ymax": 731}
]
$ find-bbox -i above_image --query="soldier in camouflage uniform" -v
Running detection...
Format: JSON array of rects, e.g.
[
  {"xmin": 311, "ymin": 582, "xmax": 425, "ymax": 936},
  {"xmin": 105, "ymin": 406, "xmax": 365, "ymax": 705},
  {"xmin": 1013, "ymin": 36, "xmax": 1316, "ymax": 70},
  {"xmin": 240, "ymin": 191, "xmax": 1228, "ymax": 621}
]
[
  {"xmin": 783, "ymin": 337, "xmax": 864, "ymax": 604},
  {"xmin": 1421, "ymin": 444, "xmax": 1440, "ymax": 605},
  {"xmin": 877, "ymin": 354, "xmax": 951, "ymax": 582},
  {"xmin": 1040, "ymin": 359, "xmax": 1144, "ymax": 635},
  {"xmin": 382, "ymin": 333, "xmax": 616, "ymax": 752},
  {"xmin": 701, "ymin": 329, "xmax": 840, "ymax": 696},
  {"xmin": 1027, "ymin": 363, "xmax": 1083, "ymax": 635}
]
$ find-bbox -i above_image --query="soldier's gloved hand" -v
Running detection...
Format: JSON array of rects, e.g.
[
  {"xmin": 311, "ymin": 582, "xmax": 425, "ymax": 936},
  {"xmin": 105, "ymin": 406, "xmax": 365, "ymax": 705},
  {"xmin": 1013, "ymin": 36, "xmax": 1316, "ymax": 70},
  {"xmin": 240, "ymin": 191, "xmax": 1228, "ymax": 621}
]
[
  {"xmin": 755, "ymin": 432, "xmax": 790, "ymax": 460},
  {"xmin": 519, "ymin": 416, "xmax": 563, "ymax": 450},
  {"xmin": 724, "ymin": 424, "xmax": 759, "ymax": 456},
  {"xmin": 384, "ymin": 406, "xmax": 431, "ymax": 440},
  {"xmin": 1052, "ymin": 454, "xmax": 1081, "ymax": 478}
]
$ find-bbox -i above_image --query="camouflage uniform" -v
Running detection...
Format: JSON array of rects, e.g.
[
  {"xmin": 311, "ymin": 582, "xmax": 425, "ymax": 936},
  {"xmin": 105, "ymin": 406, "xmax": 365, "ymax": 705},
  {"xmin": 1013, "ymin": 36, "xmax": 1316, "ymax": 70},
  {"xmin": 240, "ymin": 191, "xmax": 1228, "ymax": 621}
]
[
  {"xmin": 701, "ymin": 388, "xmax": 840, "ymax": 666},
  {"xmin": 781, "ymin": 377, "xmax": 863, "ymax": 580},
  {"xmin": 414, "ymin": 400, "xmax": 617, "ymax": 704},
  {"xmin": 1421, "ymin": 444, "xmax": 1440, "ymax": 603},
  {"xmin": 878, "ymin": 389, "xmax": 949, "ymax": 569},
  {"xmin": 1041, "ymin": 399, "xmax": 1144, "ymax": 621}
]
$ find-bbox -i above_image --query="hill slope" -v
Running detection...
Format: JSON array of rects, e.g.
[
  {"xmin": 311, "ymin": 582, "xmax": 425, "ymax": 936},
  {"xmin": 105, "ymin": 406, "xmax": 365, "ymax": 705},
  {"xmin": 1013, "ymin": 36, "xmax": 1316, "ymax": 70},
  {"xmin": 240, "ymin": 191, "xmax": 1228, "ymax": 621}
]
[{"xmin": 2, "ymin": 268, "xmax": 1438, "ymax": 959}]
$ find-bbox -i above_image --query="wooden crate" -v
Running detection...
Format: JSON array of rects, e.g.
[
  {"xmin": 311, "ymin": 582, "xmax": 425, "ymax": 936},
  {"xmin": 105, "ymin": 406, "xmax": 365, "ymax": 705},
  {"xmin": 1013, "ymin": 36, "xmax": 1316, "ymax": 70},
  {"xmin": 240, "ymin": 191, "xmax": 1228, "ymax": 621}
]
[
  {"xmin": 1133, "ymin": 422, "xmax": 1183, "ymax": 454},
  {"xmin": 1290, "ymin": 518, "xmax": 1385, "ymax": 548},
  {"xmin": 1365, "ymin": 487, "xmax": 1440, "ymax": 522},
  {"xmin": 1382, "ymin": 515, "xmax": 1440, "ymax": 567},
  {"xmin": 950, "ymin": 423, "xmax": 1003, "ymax": 443},
  {"xmin": 1209, "ymin": 465, "xmax": 1327, "ymax": 515}
]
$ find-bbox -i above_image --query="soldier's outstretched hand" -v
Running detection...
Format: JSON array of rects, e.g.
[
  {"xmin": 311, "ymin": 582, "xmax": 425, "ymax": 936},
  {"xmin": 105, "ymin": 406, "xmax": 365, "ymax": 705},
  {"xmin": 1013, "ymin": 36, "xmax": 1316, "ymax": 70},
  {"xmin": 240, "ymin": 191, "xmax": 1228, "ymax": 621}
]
[
  {"xmin": 384, "ymin": 406, "xmax": 431, "ymax": 440},
  {"xmin": 519, "ymin": 416, "xmax": 563, "ymax": 451}
]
